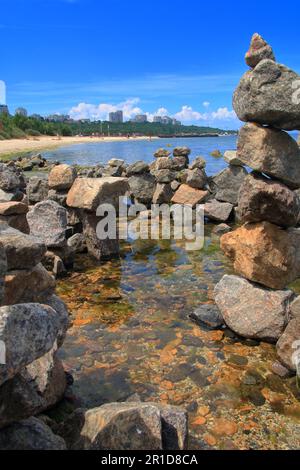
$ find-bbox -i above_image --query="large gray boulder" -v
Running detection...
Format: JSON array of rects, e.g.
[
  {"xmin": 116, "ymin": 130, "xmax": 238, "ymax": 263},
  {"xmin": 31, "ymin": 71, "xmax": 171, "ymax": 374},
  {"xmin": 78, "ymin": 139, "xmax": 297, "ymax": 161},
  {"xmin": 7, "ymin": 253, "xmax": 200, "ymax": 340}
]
[
  {"xmin": 0, "ymin": 346, "xmax": 66, "ymax": 429},
  {"xmin": 237, "ymin": 123, "xmax": 300, "ymax": 189},
  {"xmin": 204, "ymin": 199, "xmax": 233, "ymax": 222},
  {"xmin": 211, "ymin": 166, "xmax": 248, "ymax": 205},
  {"xmin": 0, "ymin": 163, "xmax": 23, "ymax": 192},
  {"xmin": 44, "ymin": 294, "xmax": 69, "ymax": 347},
  {"xmin": 72, "ymin": 402, "xmax": 188, "ymax": 450},
  {"xmin": 0, "ymin": 225, "xmax": 46, "ymax": 270},
  {"xmin": 237, "ymin": 172, "xmax": 300, "ymax": 227},
  {"xmin": 27, "ymin": 200, "xmax": 67, "ymax": 248},
  {"xmin": 126, "ymin": 161, "xmax": 149, "ymax": 176},
  {"xmin": 0, "ymin": 303, "xmax": 60, "ymax": 385},
  {"xmin": 214, "ymin": 275, "xmax": 293, "ymax": 342},
  {"xmin": 0, "ymin": 417, "xmax": 66, "ymax": 450},
  {"xmin": 186, "ymin": 168, "xmax": 207, "ymax": 189},
  {"xmin": 82, "ymin": 212, "xmax": 120, "ymax": 261},
  {"xmin": 152, "ymin": 183, "xmax": 173, "ymax": 204},
  {"xmin": 233, "ymin": 59, "xmax": 300, "ymax": 130},
  {"xmin": 27, "ymin": 177, "xmax": 49, "ymax": 204},
  {"xmin": 128, "ymin": 173, "xmax": 156, "ymax": 206}
]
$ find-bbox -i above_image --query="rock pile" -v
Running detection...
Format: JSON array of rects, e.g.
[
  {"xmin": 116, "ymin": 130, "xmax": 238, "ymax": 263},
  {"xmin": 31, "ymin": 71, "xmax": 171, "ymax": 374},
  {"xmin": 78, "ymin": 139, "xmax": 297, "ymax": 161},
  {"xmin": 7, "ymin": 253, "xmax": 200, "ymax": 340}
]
[
  {"xmin": 0, "ymin": 222, "xmax": 69, "ymax": 449},
  {"xmin": 214, "ymin": 33, "xmax": 300, "ymax": 373}
]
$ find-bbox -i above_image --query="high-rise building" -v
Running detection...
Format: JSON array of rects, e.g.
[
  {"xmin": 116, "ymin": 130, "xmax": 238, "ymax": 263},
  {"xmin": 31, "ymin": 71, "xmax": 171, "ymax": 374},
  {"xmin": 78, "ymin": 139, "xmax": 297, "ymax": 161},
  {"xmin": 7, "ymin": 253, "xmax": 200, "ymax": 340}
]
[
  {"xmin": 0, "ymin": 105, "xmax": 9, "ymax": 116},
  {"xmin": 153, "ymin": 116, "xmax": 163, "ymax": 123},
  {"xmin": 0, "ymin": 80, "xmax": 6, "ymax": 105},
  {"xmin": 161, "ymin": 116, "xmax": 173, "ymax": 125},
  {"xmin": 108, "ymin": 110, "xmax": 123, "ymax": 123},
  {"xmin": 15, "ymin": 107, "xmax": 28, "ymax": 117},
  {"xmin": 132, "ymin": 114, "xmax": 148, "ymax": 123}
]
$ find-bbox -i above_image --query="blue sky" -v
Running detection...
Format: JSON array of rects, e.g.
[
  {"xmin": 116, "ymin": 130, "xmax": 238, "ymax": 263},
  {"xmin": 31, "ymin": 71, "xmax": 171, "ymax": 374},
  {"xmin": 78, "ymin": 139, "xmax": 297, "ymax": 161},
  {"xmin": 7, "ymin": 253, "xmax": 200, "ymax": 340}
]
[{"xmin": 1, "ymin": 0, "xmax": 300, "ymax": 129}]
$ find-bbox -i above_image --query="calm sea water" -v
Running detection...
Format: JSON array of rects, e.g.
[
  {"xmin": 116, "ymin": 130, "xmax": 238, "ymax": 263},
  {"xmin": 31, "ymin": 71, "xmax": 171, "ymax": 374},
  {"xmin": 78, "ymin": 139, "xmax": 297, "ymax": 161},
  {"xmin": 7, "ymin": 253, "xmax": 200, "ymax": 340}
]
[{"xmin": 43, "ymin": 135, "xmax": 237, "ymax": 176}]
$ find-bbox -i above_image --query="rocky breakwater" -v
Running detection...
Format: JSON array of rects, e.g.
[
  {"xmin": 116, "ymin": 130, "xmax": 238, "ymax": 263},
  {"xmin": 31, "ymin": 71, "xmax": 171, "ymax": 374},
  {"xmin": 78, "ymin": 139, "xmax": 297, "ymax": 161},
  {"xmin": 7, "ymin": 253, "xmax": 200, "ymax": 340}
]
[
  {"xmin": 0, "ymin": 221, "xmax": 69, "ymax": 449},
  {"xmin": 214, "ymin": 33, "xmax": 300, "ymax": 375}
]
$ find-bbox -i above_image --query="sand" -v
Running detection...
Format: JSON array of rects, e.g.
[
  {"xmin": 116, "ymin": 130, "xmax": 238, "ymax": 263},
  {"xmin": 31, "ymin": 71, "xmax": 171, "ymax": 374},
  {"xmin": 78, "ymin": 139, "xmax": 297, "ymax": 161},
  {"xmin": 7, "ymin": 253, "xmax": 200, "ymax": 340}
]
[{"xmin": 0, "ymin": 135, "xmax": 157, "ymax": 158}]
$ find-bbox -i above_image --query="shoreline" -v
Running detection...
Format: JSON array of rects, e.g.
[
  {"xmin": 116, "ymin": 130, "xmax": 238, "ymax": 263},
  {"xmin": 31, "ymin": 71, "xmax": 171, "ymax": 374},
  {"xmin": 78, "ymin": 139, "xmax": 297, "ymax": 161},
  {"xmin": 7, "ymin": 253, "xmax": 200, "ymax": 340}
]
[{"xmin": 0, "ymin": 135, "xmax": 158, "ymax": 159}]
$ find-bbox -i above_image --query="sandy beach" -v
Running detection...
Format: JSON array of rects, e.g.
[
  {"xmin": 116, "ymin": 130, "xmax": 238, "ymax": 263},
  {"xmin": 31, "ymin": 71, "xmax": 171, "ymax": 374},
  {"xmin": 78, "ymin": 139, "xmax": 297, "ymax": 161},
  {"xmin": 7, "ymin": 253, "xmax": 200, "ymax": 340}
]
[{"xmin": 0, "ymin": 135, "xmax": 156, "ymax": 158}]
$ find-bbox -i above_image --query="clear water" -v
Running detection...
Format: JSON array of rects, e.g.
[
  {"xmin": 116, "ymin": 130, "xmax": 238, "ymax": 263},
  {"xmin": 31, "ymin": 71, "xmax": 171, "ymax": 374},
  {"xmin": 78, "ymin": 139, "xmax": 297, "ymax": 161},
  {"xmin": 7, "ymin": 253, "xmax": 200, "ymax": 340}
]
[
  {"xmin": 43, "ymin": 135, "xmax": 237, "ymax": 176},
  {"xmin": 57, "ymin": 226, "xmax": 300, "ymax": 450}
]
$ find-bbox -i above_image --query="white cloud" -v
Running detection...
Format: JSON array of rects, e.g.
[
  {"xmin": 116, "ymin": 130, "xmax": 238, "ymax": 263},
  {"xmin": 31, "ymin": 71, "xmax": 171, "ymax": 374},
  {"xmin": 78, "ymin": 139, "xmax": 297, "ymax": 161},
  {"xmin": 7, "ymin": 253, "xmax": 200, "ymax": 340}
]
[
  {"xmin": 69, "ymin": 98, "xmax": 143, "ymax": 121},
  {"xmin": 203, "ymin": 101, "xmax": 210, "ymax": 108},
  {"xmin": 210, "ymin": 107, "xmax": 236, "ymax": 121},
  {"xmin": 69, "ymin": 99, "xmax": 238, "ymax": 128},
  {"xmin": 174, "ymin": 106, "xmax": 203, "ymax": 122}
]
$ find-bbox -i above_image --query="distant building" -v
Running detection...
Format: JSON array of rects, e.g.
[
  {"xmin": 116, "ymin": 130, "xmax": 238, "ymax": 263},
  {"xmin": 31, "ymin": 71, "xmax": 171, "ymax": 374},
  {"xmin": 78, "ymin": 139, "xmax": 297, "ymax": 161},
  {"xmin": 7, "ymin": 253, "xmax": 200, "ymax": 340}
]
[
  {"xmin": 30, "ymin": 114, "xmax": 44, "ymax": 120},
  {"xmin": 161, "ymin": 116, "xmax": 173, "ymax": 125},
  {"xmin": 108, "ymin": 110, "xmax": 123, "ymax": 123},
  {"xmin": 133, "ymin": 114, "xmax": 148, "ymax": 123},
  {"xmin": 0, "ymin": 105, "xmax": 9, "ymax": 116},
  {"xmin": 0, "ymin": 80, "xmax": 6, "ymax": 106},
  {"xmin": 47, "ymin": 114, "xmax": 70, "ymax": 122},
  {"xmin": 153, "ymin": 116, "xmax": 163, "ymax": 123},
  {"xmin": 172, "ymin": 118, "xmax": 181, "ymax": 126},
  {"xmin": 15, "ymin": 107, "xmax": 28, "ymax": 117}
]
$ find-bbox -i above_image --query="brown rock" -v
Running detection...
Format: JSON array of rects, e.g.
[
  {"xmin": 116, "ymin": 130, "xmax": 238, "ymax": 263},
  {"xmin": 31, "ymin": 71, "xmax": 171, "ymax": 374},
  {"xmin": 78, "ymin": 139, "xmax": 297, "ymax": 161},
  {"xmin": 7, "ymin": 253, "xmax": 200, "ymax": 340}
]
[
  {"xmin": 221, "ymin": 222, "xmax": 300, "ymax": 289},
  {"xmin": 3, "ymin": 263, "xmax": 55, "ymax": 305},
  {"xmin": 0, "ymin": 202, "xmax": 28, "ymax": 216},
  {"xmin": 67, "ymin": 177, "xmax": 129, "ymax": 211},
  {"xmin": 48, "ymin": 164, "xmax": 77, "ymax": 191},
  {"xmin": 237, "ymin": 124, "xmax": 300, "ymax": 189},
  {"xmin": 0, "ymin": 214, "xmax": 30, "ymax": 234},
  {"xmin": 211, "ymin": 418, "xmax": 238, "ymax": 437},
  {"xmin": 237, "ymin": 172, "xmax": 300, "ymax": 227},
  {"xmin": 171, "ymin": 184, "xmax": 208, "ymax": 208},
  {"xmin": 245, "ymin": 33, "xmax": 275, "ymax": 68}
]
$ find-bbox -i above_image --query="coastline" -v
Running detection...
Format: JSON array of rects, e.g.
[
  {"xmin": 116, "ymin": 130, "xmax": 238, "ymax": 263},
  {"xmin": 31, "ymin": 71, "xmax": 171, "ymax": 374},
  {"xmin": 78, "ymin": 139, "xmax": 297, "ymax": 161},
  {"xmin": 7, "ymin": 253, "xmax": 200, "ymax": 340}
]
[{"xmin": 0, "ymin": 135, "xmax": 158, "ymax": 159}]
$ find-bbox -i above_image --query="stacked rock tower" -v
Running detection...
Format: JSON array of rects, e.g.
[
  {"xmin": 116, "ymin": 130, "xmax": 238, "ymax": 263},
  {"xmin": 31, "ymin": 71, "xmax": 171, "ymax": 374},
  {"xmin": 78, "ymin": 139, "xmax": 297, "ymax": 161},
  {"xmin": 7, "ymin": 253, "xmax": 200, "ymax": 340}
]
[{"xmin": 214, "ymin": 33, "xmax": 300, "ymax": 373}]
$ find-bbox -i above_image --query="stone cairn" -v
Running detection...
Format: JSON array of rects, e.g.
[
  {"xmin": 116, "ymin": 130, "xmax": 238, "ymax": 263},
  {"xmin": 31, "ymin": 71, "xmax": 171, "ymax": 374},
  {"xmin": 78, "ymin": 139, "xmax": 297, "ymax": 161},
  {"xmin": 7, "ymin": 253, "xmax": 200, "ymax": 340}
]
[{"xmin": 214, "ymin": 33, "xmax": 300, "ymax": 375}]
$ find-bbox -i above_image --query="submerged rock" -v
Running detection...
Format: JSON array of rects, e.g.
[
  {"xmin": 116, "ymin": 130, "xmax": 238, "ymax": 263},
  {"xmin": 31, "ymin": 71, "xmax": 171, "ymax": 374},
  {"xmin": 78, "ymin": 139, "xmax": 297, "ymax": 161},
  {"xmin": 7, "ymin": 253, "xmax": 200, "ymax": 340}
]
[
  {"xmin": 233, "ymin": 59, "xmax": 300, "ymax": 130},
  {"xmin": 214, "ymin": 275, "xmax": 293, "ymax": 342},
  {"xmin": 237, "ymin": 124, "xmax": 300, "ymax": 189},
  {"xmin": 237, "ymin": 172, "xmax": 300, "ymax": 227},
  {"xmin": 221, "ymin": 222, "xmax": 300, "ymax": 289},
  {"xmin": 190, "ymin": 304, "xmax": 224, "ymax": 329}
]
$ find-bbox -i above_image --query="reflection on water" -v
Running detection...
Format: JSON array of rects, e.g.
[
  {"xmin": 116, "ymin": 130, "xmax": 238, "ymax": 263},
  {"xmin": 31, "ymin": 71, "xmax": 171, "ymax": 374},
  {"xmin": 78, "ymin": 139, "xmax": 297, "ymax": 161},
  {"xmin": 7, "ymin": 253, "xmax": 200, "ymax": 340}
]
[{"xmin": 57, "ymin": 225, "xmax": 300, "ymax": 450}]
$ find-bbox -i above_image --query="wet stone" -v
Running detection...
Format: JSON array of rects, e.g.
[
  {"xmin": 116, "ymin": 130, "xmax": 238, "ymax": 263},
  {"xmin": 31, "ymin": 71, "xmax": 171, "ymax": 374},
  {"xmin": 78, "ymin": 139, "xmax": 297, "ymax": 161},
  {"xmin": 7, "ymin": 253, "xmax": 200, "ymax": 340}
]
[{"xmin": 190, "ymin": 304, "xmax": 224, "ymax": 329}]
